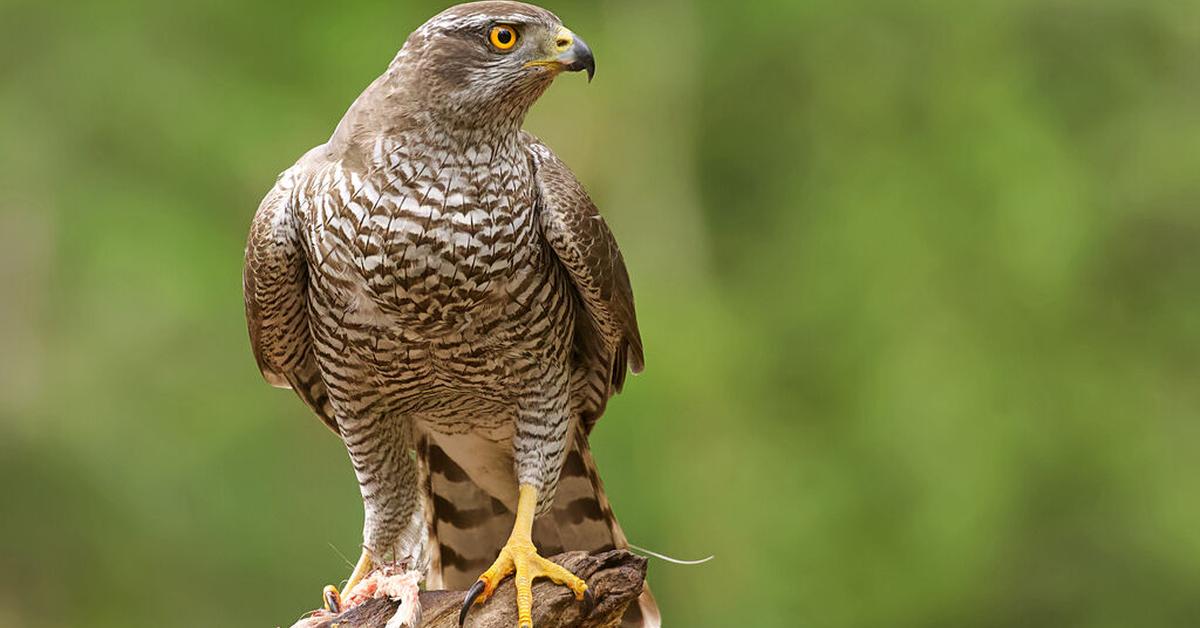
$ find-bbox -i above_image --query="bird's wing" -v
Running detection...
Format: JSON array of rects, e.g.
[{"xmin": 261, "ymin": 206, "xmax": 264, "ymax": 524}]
[
  {"xmin": 243, "ymin": 162, "xmax": 338, "ymax": 434},
  {"xmin": 522, "ymin": 132, "xmax": 643, "ymax": 430}
]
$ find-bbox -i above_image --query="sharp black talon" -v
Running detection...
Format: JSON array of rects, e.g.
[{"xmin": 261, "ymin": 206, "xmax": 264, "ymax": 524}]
[
  {"xmin": 582, "ymin": 586, "xmax": 595, "ymax": 615},
  {"xmin": 459, "ymin": 580, "xmax": 486, "ymax": 627},
  {"xmin": 322, "ymin": 585, "xmax": 342, "ymax": 614}
]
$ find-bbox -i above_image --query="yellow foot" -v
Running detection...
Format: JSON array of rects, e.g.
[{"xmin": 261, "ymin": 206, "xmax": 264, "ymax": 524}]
[
  {"xmin": 459, "ymin": 486, "xmax": 592, "ymax": 628},
  {"xmin": 322, "ymin": 548, "xmax": 374, "ymax": 614},
  {"xmin": 460, "ymin": 539, "xmax": 591, "ymax": 627}
]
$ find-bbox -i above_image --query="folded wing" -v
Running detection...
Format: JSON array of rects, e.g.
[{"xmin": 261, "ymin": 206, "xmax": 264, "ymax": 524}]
[
  {"xmin": 243, "ymin": 165, "xmax": 338, "ymax": 434},
  {"xmin": 523, "ymin": 132, "xmax": 644, "ymax": 431}
]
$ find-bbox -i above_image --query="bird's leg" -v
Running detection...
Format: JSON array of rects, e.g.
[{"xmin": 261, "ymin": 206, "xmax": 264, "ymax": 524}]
[
  {"xmin": 459, "ymin": 484, "xmax": 591, "ymax": 628},
  {"xmin": 323, "ymin": 410, "xmax": 419, "ymax": 612},
  {"xmin": 343, "ymin": 549, "xmax": 375, "ymax": 596}
]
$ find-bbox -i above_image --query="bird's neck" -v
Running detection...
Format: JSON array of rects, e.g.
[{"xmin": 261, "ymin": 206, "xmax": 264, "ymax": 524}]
[
  {"xmin": 331, "ymin": 93, "xmax": 529, "ymax": 166},
  {"xmin": 366, "ymin": 124, "xmax": 527, "ymax": 178}
]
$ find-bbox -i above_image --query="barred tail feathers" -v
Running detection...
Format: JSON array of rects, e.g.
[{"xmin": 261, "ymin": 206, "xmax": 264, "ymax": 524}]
[{"xmin": 537, "ymin": 425, "xmax": 660, "ymax": 628}]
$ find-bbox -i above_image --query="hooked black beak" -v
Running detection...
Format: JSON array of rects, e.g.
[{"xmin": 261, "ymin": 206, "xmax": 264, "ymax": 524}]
[{"xmin": 554, "ymin": 28, "xmax": 595, "ymax": 82}]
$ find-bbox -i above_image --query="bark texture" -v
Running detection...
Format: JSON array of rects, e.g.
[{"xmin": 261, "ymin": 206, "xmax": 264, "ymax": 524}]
[{"xmin": 287, "ymin": 550, "xmax": 647, "ymax": 628}]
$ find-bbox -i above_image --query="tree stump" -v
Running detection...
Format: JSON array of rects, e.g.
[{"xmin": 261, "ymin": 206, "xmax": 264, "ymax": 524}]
[{"xmin": 287, "ymin": 550, "xmax": 647, "ymax": 628}]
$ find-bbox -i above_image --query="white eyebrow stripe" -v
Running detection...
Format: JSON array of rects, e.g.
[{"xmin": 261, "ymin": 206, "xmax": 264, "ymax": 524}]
[{"xmin": 425, "ymin": 12, "xmax": 546, "ymax": 33}]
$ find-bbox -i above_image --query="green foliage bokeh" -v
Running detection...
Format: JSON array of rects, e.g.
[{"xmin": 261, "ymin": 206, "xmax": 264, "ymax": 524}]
[{"xmin": 1, "ymin": 0, "xmax": 1198, "ymax": 626}]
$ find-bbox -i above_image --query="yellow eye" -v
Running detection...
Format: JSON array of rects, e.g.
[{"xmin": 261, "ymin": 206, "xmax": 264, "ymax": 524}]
[{"xmin": 489, "ymin": 25, "xmax": 518, "ymax": 51}]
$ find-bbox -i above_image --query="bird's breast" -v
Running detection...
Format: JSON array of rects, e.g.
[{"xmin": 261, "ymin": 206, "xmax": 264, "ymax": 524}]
[{"xmin": 305, "ymin": 152, "xmax": 545, "ymax": 337}]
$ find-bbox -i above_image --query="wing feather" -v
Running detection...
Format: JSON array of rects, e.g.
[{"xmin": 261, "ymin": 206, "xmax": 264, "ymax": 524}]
[
  {"xmin": 243, "ymin": 164, "xmax": 338, "ymax": 434},
  {"xmin": 523, "ymin": 132, "xmax": 643, "ymax": 430}
]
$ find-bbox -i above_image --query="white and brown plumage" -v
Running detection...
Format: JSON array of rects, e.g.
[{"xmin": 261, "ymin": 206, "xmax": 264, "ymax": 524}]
[{"xmin": 243, "ymin": 2, "xmax": 656, "ymax": 626}]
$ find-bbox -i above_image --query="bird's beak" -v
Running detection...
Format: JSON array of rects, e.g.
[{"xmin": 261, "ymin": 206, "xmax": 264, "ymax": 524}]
[
  {"xmin": 528, "ymin": 26, "xmax": 595, "ymax": 82},
  {"xmin": 555, "ymin": 27, "xmax": 595, "ymax": 82}
]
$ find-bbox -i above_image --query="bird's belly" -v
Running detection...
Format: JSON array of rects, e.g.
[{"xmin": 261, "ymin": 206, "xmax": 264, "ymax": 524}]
[{"xmin": 406, "ymin": 387, "xmax": 517, "ymax": 441}]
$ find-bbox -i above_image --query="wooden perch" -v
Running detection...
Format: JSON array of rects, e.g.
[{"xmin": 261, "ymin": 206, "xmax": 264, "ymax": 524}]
[{"xmin": 288, "ymin": 550, "xmax": 647, "ymax": 628}]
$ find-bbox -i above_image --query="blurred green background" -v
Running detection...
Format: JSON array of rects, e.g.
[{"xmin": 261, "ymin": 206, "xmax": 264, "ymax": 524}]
[{"xmin": 2, "ymin": 0, "xmax": 1199, "ymax": 626}]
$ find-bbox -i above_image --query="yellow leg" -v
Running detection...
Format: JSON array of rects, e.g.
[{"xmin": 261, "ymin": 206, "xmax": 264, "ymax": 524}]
[
  {"xmin": 343, "ymin": 550, "xmax": 375, "ymax": 597},
  {"xmin": 459, "ymin": 485, "xmax": 589, "ymax": 628},
  {"xmin": 323, "ymin": 549, "xmax": 374, "ymax": 613}
]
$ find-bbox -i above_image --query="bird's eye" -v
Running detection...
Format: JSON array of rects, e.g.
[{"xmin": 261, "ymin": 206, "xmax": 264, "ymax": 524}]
[{"xmin": 488, "ymin": 25, "xmax": 518, "ymax": 51}]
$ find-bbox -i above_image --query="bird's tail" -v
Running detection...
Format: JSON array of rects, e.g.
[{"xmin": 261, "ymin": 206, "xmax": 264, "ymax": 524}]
[
  {"xmin": 533, "ymin": 425, "xmax": 661, "ymax": 627},
  {"xmin": 420, "ymin": 423, "xmax": 660, "ymax": 627}
]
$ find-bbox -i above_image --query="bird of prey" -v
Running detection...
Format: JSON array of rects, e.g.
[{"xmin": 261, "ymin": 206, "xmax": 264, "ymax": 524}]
[{"xmin": 242, "ymin": 2, "xmax": 657, "ymax": 626}]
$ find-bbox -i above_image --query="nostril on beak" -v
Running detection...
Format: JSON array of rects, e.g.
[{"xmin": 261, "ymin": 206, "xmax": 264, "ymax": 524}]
[{"xmin": 556, "ymin": 36, "xmax": 572, "ymax": 51}]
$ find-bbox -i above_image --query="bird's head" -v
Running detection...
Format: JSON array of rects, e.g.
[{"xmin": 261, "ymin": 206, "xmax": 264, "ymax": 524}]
[{"xmin": 393, "ymin": 1, "xmax": 595, "ymax": 128}]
